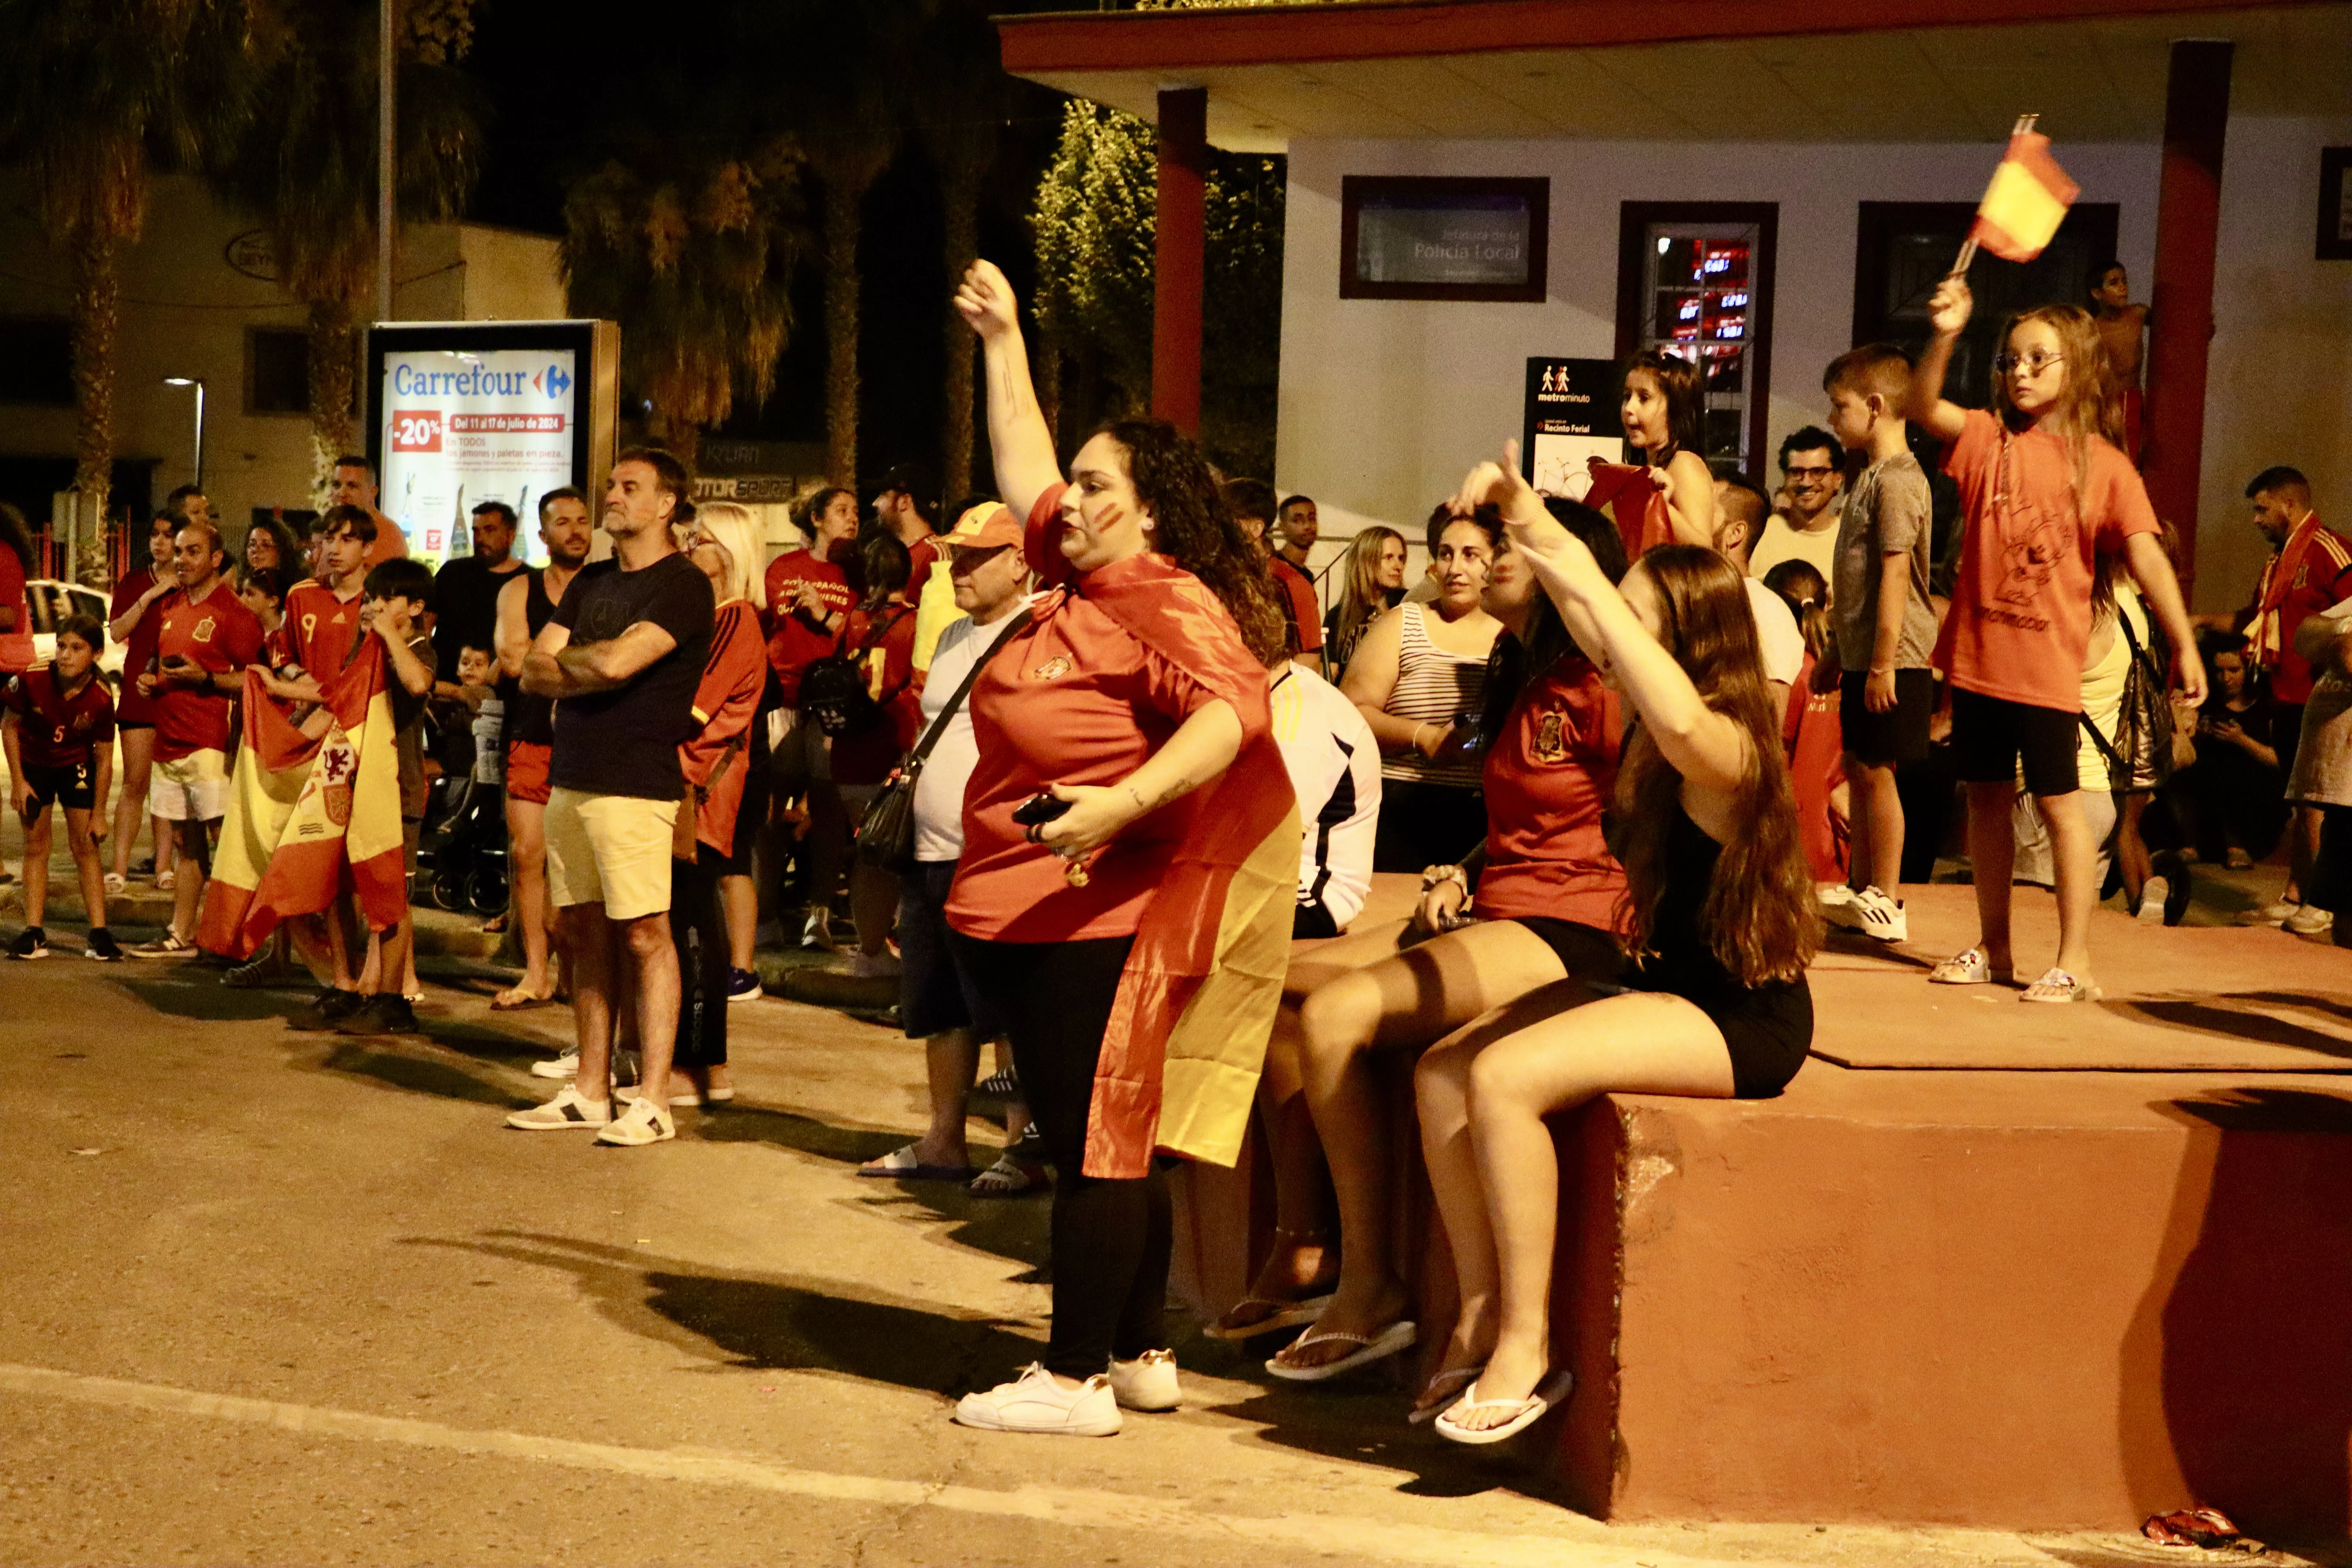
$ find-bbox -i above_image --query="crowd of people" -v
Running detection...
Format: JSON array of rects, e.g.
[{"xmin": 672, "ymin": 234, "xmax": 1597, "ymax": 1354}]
[{"xmin": 4, "ymin": 251, "xmax": 2349, "ymax": 1449}]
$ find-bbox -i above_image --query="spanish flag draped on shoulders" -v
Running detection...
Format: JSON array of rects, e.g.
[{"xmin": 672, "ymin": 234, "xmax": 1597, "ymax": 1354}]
[
  {"xmin": 196, "ymin": 636, "xmax": 407, "ymax": 959},
  {"xmin": 946, "ymin": 483, "xmax": 1299, "ymax": 1181}
]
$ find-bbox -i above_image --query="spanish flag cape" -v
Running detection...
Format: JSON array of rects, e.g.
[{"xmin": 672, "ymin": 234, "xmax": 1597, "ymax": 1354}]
[
  {"xmin": 196, "ymin": 637, "xmax": 407, "ymax": 960},
  {"xmin": 1586, "ymin": 457, "xmax": 1674, "ymax": 561},
  {"xmin": 1029, "ymin": 501, "xmax": 1302, "ymax": 1180}
]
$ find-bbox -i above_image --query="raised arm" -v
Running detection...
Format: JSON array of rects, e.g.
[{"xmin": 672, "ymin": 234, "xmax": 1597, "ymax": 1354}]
[
  {"xmin": 1463, "ymin": 443, "xmax": 1752, "ymax": 795},
  {"xmin": 953, "ymin": 259, "xmax": 1062, "ymax": 523},
  {"xmin": 1906, "ymin": 276, "xmax": 1973, "ymax": 444}
]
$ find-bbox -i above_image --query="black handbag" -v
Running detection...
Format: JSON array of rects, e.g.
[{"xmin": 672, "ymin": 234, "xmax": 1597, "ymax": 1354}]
[
  {"xmin": 2082, "ymin": 607, "xmax": 2178, "ymax": 791},
  {"xmin": 800, "ymin": 607, "xmax": 913, "ymax": 738},
  {"xmin": 855, "ymin": 608, "xmax": 1033, "ymax": 874}
]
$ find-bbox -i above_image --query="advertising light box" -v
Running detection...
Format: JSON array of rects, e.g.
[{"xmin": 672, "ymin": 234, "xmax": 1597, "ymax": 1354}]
[{"xmin": 365, "ymin": 321, "xmax": 618, "ymax": 570}]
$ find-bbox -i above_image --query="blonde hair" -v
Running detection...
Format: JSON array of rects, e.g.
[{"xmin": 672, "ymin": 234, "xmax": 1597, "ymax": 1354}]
[
  {"xmin": 1994, "ymin": 304, "xmax": 2124, "ymax": 515},
  {"xmin": 692, "ymin": 501, "xmax": 765, "ymax": 609},
  {"xmin": 1333, "ymin": 526, "xmax": 1405, "ymax": 655}
]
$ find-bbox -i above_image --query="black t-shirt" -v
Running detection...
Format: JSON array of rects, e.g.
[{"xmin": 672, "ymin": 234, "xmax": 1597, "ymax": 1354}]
[
  {"xmin": 431, "ymin": 555, "xmax": 528, "ymax": 677},
  {"xmin": 547, "ymin": 553, "xmax": 715, "ymax": 799}
]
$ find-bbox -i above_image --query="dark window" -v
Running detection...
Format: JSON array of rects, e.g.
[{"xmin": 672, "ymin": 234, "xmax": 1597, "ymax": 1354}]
[
  {"xmin": 1615, "ymin": 203, "xmax": 1779, "ymax": 484},
  {"xmin": 1852, "ymin": 202, "xmax": 2121, "ymax": 409},
  {"xmin": 247, "ymin": 327, "xmax": 311, "ymax": 416},
  {"xmin": 0, "ymin": 317, "xmax": 74, "ymax": 407}
]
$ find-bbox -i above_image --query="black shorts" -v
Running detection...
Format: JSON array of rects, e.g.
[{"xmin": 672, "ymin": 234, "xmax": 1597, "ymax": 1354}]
[
  {"xmin": 21, "ymin": 762, "xmax": 96, "ymax": 814},
  {"xmin": 1292, "ymin": 901, "xmax": 1341, "ymax": 940},
  {"xmin": 1626, "ymin": 968, "xmax": 1815, "ymax": 1099},
  {"xmin": 1839, "ymin": 668, "xmax": 1936, "ymax": 768},
  {"xmin": 898, "ymin": 858, "xmax": 1004, "ymax": 1040},
  {"xmin": 1506, "ymin": 915, "xmax": 1626, "ymax": 985},
  {"xmin": 1950, "ymin": 688, "xmax": 2082, "ymax": 798}
]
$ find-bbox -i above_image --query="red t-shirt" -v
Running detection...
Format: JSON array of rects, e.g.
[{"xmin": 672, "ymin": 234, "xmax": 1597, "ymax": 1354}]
[
  {"xmin": 1940, "ymin": 408, "xmax": 2158, "ymax": 710},
  {"xmin": 1269, "ymin": 557, "xmax": 1324, "ymax": 655},
  {"xmin": 283, "ymin": 580, "xmax": 367, "ymax": 677},
  {"xmin": 0, "ymin": 548, "xmax": 33, "ymax": 674},
  {"xmin": 761, "ymin": 548, "xmax": 855, "ymax": 705},
  {"xmin": 682, "ymin": 599, "xmax": 769, "ymax": 853},
  {"xmin": 947, "ymin": 551, "xmax": 1224, "ymax": 944},
  {"xmin": 4, "ymin": 667, "xmax": 114, "ymax": 770},
  {"xmin": 1473, "ymin": 653, "xmax": 1627, "ymax": 932},
  {"xmin": 2252, "ymin": 516, "xmax": 2352, "ymax": 706},
  {"xmin": 111, "ymin": 568, "xmax": 163, "ymax": 725},
  {"xmin": 905, "ymin": 535, "xmax": 944, "ymax": 605},
  {"xmin": 150, "ymin": 581, "xmax": 265, "ymax": 762},
  {"xmin": 830, "ymin": 602, "xmax": 923, "ymax": 786}
]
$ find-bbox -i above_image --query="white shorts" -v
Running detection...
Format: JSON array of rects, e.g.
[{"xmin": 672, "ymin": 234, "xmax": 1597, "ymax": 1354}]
[
  {"xmin": 544, "ymin": 786, "xmax": 677, "ymax": 921},
  {"xmin": 150, "ymin": 750, "xmax": 231, "ymax": 822}
]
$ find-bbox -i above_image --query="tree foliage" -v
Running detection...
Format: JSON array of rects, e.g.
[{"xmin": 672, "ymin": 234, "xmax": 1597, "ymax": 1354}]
[{"xmin": 1030, "ymin": 100, "xmax": 1285, "ymax": 478}]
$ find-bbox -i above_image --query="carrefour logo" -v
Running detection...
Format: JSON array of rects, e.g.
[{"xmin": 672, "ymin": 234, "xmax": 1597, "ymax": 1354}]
[{"xmin": 534, "ymin": 365, "xmax": 572, "ymax": 398}]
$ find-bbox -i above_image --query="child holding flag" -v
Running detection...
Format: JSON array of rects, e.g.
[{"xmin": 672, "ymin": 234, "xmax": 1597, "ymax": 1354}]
[
  {"xmin": 1907, "ymin": 276, "xmax": 2202, "ymax": 1002},
  {"xmin": 5, "ymin": 615, "xmax": 120, "ymax": 960}
]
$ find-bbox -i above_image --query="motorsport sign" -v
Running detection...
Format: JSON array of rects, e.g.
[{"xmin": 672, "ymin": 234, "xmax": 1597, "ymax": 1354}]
[{"xmin": 365, "ymin": 320, "xmax": 619, "ymax": 570}]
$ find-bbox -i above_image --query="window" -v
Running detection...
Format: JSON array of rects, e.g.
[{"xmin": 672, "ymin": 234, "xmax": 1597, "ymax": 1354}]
[
  {"xmin": 1853, "ymin": 202, "xmax": 2120, "ymax": 409},
  {"xmin": 0, "ymin": 317, "xmax": 73, "ymax": 407},
  {"xmin": 1615, "ymin": 203, "xmax": 1777, "ymax": 482},
  {"xmin": 1341, "ymin": 176, "xmax": 1549, "ymax": 303},
  {"xmin": 247, "ymin": 327, "xmax": 311, "ymax": 416}
]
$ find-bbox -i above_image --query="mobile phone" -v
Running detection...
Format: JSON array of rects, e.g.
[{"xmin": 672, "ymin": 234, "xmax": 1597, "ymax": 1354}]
[{"xmin": 1011, "ymin": 792, "xmax": 1074, "ymax": 828}]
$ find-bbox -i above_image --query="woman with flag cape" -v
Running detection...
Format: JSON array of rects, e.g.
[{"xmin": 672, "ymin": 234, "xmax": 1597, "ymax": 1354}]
[{"xmin": 942, "ymin": 259, "xmax": 1300, "ymax": 1437}]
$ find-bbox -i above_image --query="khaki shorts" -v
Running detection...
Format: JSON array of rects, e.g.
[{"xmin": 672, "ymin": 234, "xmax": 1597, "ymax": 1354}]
[
  {"xmin": 544, "ymin": 786, "xmax": 677, "ymax": 920},
  {"xmin": 151, "ymin": 749, "xmax": 232, "ymax": 822}
]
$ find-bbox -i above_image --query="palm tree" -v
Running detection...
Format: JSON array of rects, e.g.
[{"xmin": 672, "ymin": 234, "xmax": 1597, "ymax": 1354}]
[
  {"xmin": 561, "ymin": 141, "xmax": 808, "ymax": 462},
  {"xmin": 0, "ymin": 0, "xmax": 260, "ymax": 574},
  {"xmin": 210, "ymin": 0, "xmax": 484, "ymax": 486},
  {"xmin": 913, "ymin": 0, "xmax": 1005, "ymax": 503}
]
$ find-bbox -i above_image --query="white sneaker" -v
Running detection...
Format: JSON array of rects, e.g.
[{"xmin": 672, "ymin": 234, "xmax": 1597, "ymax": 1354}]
[
  {"xmin": 2238, "ymin": 899, "xmax": 2299, "ymax": 927},
  {"xmin": 1818, "ymin": 884, "xmax": 1863, "ymax": 930},
  {"xmin": 2137, "ymin": 875, "xmax": 2169, "ymax": 922},
  {"xmin": 2285, "ymin": 904, "xmax": 2336, "ymax": 938},
  {"xmin": 953, "ymin": 1363, "xmax": 1122, "ymax": 1436},
  {"xmin": 595, "ymin": 1095, "xmax": 675, "ymax": 1146},
  {"xmin": 530, "ymin": 1051, "xmax": 580, "ymax": 1080},
  {"xmin": 505, "ymin": 1085, "xmax": 611, "ymax": 1130},
  {"xmin": 1109, "ymin": 1348, "xmax": 1181, "ymax": 1412},
  {"xmin": 1849, "ymin": 886, "xmax": 1907, "ymax": 943}
]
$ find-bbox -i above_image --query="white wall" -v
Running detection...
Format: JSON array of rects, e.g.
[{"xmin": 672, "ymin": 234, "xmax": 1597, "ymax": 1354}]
[
  {"xmin": 1275, "ymin": 129, "xmax": 2352, "ymax": 612},
  {"xmin": 2196, "ymin": 115, "xmax": 2352, "ymax": 613}
]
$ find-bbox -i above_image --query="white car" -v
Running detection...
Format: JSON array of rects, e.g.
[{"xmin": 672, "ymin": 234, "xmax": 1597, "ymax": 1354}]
[{"xmin": 24, "ymin": 579, "xmax": 128, "ymax": 687}]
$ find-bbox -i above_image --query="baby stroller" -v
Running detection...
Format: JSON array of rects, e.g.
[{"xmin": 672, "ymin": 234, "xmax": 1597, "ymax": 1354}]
[{"xmin": 419, "ymin": 697, "xmax": 510, "ymax": 916}]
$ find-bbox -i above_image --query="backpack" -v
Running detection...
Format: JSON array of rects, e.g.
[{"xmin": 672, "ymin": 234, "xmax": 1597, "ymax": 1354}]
[
  {"xmin": 799, "ymin": 607, "xmax": 913, "ymax": 738},
  {"xmin": 2082, "ymin": 607, "xmax": 2180, "ymax": 791}
]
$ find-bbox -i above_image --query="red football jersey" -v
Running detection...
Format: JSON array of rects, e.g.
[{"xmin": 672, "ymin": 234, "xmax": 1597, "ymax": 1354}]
[{"xmin": 3, "ymin": 666, "xmax": 115, "ymax": 770}]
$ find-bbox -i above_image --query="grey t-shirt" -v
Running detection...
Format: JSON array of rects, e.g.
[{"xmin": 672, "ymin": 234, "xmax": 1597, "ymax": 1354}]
[{"xmin": 1832, "ymin": 450, "xmax": 1936, "ymax": 672}]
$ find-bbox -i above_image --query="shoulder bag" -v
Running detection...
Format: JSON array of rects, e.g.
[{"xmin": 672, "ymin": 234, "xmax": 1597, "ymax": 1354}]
[{"xmin": 855, "ymin": 609, "xmax": 1034, "ymax": 875}]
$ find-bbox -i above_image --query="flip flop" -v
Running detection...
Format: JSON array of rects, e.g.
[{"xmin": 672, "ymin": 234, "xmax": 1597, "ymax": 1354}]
[
  {"xmin": 1265, "ymin": 1319, "xmax": 1417, "ymax": 1382},
  {"xmin": 968, "ymin": 1154, "xmax": 1049, "ymax": 1198},
  {"xmin": 1434, "ymin": 1368, "xmax": 1575, "ymax": 1445},
  {"xmin": 2020, "ymin": 966, "xmax": 2102, "ymax": 1003},
  {"xmin": 491, "ymin": 986, "xmax": 557, "ymax": 1012},
  {"xmin": 1204, "ymin": 1293, "xmax": 1334, "ymax": 1341},
  {"xmin": 858, "ymin": 1143, "xmax": 978, "ymax": 1182},
  {"xmin": 1927, "ymin": 946, "xmax": 2014, "ymax": 986},
  {"xmin": 1407, "ymin": 1364, "xmax": 1485, "ymax": 1426}
]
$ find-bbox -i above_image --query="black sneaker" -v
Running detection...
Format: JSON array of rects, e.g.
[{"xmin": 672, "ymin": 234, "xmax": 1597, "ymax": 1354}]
[
  {"xmin": 336, "ymin": 995, "xmax": 419, "ymax": 1036},
  {"xmin": 291, "ymin": 987, "xmax": 367, "ymax": 1031},
  {"xmin": 9, "ymin": 927, "xmax": 49, "ymax": 960},
  {"xmin": 85, "ymin": 928, "xmax": 123, "ymax": 962},
  {"xmin": 223, "ymin": 948, "xmax": 289, "ymax": 989}
]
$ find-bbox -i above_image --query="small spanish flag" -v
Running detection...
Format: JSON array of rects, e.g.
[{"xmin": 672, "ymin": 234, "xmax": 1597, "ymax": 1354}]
[{"xmin": 1969, "ymin": 124, "xmax": 2080, "ymax": 262}]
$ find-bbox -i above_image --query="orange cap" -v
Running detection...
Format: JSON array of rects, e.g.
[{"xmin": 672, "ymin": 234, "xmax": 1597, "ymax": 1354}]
[{"xmin": 942, "ymin": 502, "xmax": 1022, "ymax": 552}]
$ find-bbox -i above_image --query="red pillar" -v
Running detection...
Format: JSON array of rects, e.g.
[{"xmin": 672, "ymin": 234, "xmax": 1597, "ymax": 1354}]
[
  {"xmin": 1153, "ymin": 86, "xmax": 1208, "ymax": 434},
  {"xmin": 2140, "ymin": 38, "xmax": 2233, "ymax": 606}
]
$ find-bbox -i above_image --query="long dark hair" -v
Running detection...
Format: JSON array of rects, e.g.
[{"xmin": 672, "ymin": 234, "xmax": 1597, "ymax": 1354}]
[
  {"xmin": 1613, "ymin": 544, "xmax": 1820, "ymax": 985},
  {"xmin": 1622, "ymin": 348, "xmax": 1704, "ymax": 462},
  {"xmin": 0, "ymin": 502, "xmax": 33, "ymax": 576},
  {"xmin": 1479, "ymin": 499, "xmax": 1626, "ymax": 746},
  {"xmin": 1098, "ymin": 418, "xmax": 1287, "ymax": 666},
  {"xmin": 859, "ymin": 530, "xmax": 911, "ymax": 613},
  {"xmin": 242, "ymin": 517, "xmax": 300, "ymax": 574}
]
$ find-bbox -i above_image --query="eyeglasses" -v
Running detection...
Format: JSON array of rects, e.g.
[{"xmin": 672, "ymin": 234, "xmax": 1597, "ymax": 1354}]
[
  {"xmin": 1784, "ymin": 466, "xmax": 1837, "ymax": 481},
  {"xmin": 1993, "ymin": 351, "xmax": 2065, "ymax": 375}
]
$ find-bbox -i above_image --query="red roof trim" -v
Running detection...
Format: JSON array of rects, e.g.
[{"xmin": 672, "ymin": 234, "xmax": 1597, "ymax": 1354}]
[{"xmin": 998, "ymin": 0, "xmax": 2324, "ymax": 73}]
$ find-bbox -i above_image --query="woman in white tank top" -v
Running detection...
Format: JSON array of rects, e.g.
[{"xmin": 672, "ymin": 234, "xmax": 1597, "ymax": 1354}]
[{"xmin": 1339, "ymin": 508, "xmax": 1504, "ymax": 870}]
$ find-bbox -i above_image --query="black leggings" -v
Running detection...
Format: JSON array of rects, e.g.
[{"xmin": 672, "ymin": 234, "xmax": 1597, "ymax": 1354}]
[
  {"xmin": 671, "ymin": 846, "xmax": 730, "ymax": 1069},
  {"xmin": 949, "ymin": 930, "xmax": 1168, "ymax": 1379}
]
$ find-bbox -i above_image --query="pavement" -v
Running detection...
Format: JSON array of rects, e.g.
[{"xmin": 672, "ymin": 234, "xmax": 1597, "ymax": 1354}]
[{"xmin": 0, "ymin": 818, "xmax": 2339, "ymax": 1565}]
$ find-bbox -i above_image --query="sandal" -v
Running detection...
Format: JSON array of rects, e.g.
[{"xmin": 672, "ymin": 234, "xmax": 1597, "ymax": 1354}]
[
  {"xmin": 1205, "ymin": 1293, "xmax": 1334, "ymax": 1341},
  {"xmin": 857, "ymin": 1143, "xmax": 977, "ymax": 1182},
  {"xmin": 154, "ymin": 869, "xmax": 176, "ymax": 892},
  {"xmin": 480, "ymin": 912, "xmax": 509, "ymax": 935},
  {"xmin": 1408, "ymin": 1364, "xmax": 1485, "ymax": 1426},
  {"xmin": 491, "ymin": 984, "xmax": 557, "ymax": 1011},
  {"xmin": 1928, "ymin": 946, "xmax": 2013, "ymax": 986},
  {"xmin": 1265, "ymin": 1319, "xmax": 1417, "ymax": 1382},
  {"xmin": 968, "ymin": 1154, "xmax": 1049, "ymax": 1198},
  {"xmin": 1434, "ymin": 1368, "xmax": 1575, "ymax": 1446},
  {"xmin": 2020, "ymin": 966, "xmax": 2102, "ymax": 1003},
  {"xmin": 103, "ymin": 872, "xmax": 127, "ymax": 897}
]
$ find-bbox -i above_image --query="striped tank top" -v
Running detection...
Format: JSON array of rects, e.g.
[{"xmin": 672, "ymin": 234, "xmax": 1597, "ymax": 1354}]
[{"xmin": 1380, "ymin": 601, "xmax": 1488, "ymax": 788}]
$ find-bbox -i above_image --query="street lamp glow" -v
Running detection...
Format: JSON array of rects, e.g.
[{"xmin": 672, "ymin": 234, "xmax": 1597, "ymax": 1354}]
[{"xmin": 163, "ymin": 376, "xmax": 206, "ymax": 489}]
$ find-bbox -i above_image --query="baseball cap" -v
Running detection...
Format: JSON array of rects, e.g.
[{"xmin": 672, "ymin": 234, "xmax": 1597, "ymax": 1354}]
[{"xmin": 942, "ymin": 502, "xmax": 1022, "ymax": 552}]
